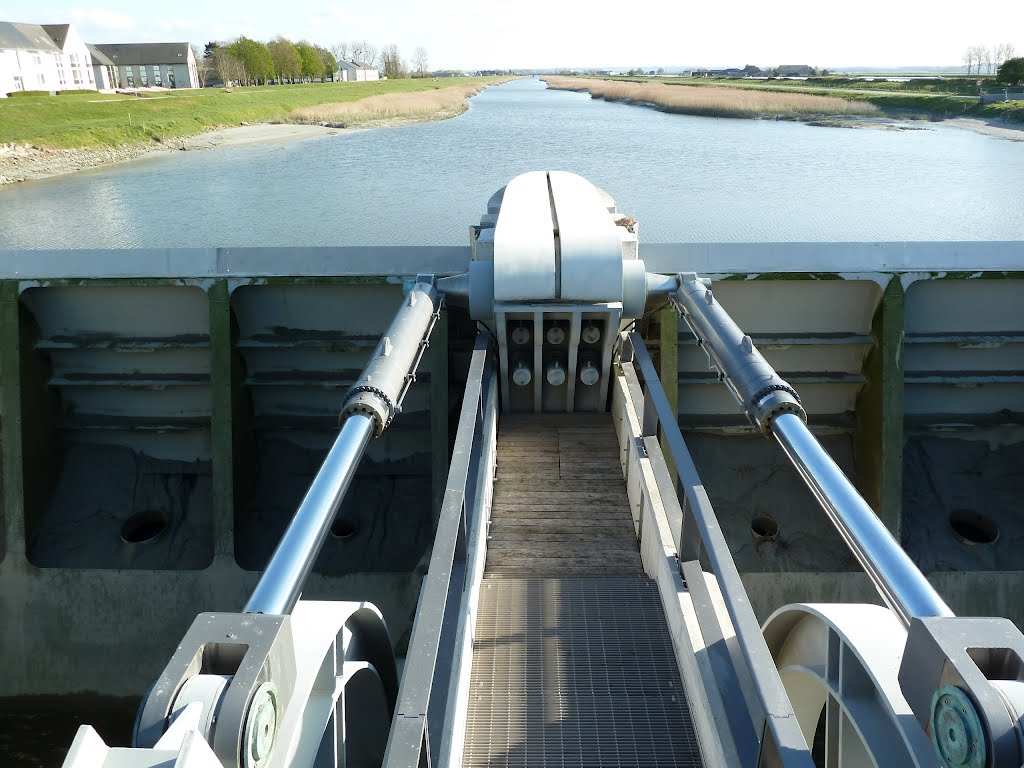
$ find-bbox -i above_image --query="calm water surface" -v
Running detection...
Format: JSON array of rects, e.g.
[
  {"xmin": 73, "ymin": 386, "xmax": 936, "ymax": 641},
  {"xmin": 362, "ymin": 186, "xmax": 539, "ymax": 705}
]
[{"xmin": 1, "ymin": 77, "xmax": 1022, "ymax": 247}]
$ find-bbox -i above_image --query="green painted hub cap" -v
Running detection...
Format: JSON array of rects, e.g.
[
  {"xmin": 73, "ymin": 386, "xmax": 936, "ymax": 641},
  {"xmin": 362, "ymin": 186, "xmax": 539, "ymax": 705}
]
[{"xmin": 931, "ymin": 685, "xmax": 985, "ymax": 768}]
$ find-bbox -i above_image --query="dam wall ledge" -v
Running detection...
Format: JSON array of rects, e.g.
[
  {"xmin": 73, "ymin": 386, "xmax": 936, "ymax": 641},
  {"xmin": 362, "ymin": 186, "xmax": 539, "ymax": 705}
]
[{"xmin": 0, "ymin": 241, "xmax": 1021, "ymax": 281}]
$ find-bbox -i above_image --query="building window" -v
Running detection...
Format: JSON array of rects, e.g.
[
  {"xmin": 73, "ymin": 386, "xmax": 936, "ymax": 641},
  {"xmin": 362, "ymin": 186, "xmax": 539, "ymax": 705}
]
[
  {"xmin": 126, "ymin": 68, "xmax": 135, "ymax": 87},
  {"xmin": 13, "ymin": 75, "xmax": 23, "ymax": 91},
  {"xmin": 72, "ymin": 69, "xmax": 82, "ymax": 84},
  {"xmin": 167, "ymin": 66, "xmax": 175, "ymax": 87},
  {"xmin": 153, "ymin": 65, "xmax": 162, "ymax": 86},
  {"xmin": 139, "ymin": 67, "xmax": 148, "ymax": 86},
  {"xmin": 31, "ymin": 52, "xmax": 42, "ymax": 65},
  {"xmin": 37, "ymin": 73, "xmax": 46, "ymax": 85}
]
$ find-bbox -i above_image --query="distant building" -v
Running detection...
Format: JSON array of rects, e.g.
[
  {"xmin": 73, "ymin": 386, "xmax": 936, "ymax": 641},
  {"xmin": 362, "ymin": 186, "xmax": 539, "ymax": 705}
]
[
  {"xmin": 0, "ymin": 21, "xmax": 94, "ymax": 96},
  {"xmin": 776, "ymin": 64, "xmax": 816, "ymax": 77},
  {"xmin": 337, "ymin": 61, "xmax": 379, "ymax": 82},
  {"xmin": 93, "ymin": 43, "xmax": 199, "ymax": 89},
  {"xmin": 87, "ymin": 44, "xmax": 115, "ymax": 90}
]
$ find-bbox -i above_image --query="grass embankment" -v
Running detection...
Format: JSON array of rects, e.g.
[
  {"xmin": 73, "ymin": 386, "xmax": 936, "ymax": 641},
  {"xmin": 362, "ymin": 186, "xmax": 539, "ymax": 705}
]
[
  {"xmin": 542, "ymin": 76, "xmax": 878, "ymax": 118},
  {"xmin": 289, "ymin": 82, "xmax": 494, "ymax": 126},
  {"xmin": 595, "ymin": 75, "xmax": 1024, "ymax": 123},
  {"xmin": 0, "ymin": 77, "xmax": 508, "ymax": 150}
]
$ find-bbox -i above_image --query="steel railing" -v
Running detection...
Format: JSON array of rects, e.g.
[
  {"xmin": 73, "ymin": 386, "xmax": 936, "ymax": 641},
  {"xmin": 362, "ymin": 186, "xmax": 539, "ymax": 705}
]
[
  {"xmin": 383, "ymin": 333, "xmax": 497, "ymax": 768},
  {"xmin": 622, "ymin": 331, "xmax": 816, "ymax": 767}
]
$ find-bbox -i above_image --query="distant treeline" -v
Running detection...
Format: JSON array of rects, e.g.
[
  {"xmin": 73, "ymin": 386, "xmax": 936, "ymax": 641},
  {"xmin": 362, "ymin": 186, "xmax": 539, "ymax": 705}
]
[{"xmin": 197, "ymin": 38, "xmax": 431, "ymax": 86}]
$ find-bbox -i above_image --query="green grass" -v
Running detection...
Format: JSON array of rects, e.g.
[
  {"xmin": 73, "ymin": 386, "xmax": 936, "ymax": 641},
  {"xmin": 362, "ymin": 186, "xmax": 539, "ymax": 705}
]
[
  {"xmin": 980, "ymin": 100, "xmax": 1024, "ymax": 122},
  {"xmin": 0, "ymin": 77, "xmax": 505, "ymax": 149}
]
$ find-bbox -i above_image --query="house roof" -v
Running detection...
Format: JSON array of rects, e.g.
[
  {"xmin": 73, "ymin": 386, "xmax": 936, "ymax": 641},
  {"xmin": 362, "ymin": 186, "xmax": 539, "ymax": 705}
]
[
  {"xmin": 0, "ymin": 21, "xmax": 62, "ymax": 53},
  {"xmin": 41, "ymin": 24, "xmax": 71, "ymax": 51},
  {"xmin": 341, "ymin": 60, "xmax": 376, "ymax": 70},
  {"xmin": 87, "ymin": 44, "xmax": 114, "ymax": 66},
  {"xmin": 92, "ymin": 42, "xmax": 192, "ymax": 66}
]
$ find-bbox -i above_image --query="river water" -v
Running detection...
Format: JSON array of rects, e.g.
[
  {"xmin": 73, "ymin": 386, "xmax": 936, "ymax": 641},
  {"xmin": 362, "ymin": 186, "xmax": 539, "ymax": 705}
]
[{"xmin": 0, "ymin": 77, "xmax": 1022, "ymax": 248}]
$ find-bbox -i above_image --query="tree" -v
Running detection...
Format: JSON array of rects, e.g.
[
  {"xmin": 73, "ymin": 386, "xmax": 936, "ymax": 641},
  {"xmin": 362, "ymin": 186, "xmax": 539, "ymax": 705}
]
[
  {"xmin": 330, "ymin": 43, "xmax": 349, "ymax": 63},
  {"xmin": 350, "ymin": 40, "xmax": 377, "ymax": 67},
  {"xmin": 192, "ymin": 44, "xmax": 211, "ymax": 87},
  {"xmin": 996, "ymin": 57, "xmax": 1024, "ymax": 86},
  {"xmin": 381, "ymin": 44, "xmax": 406, "ymax": 79},
  {"xmin": 994, "ymin": 43, "xmax": 1017, "ymax": 70},
  {"xmin": 268, "ymin": 37, "xmax": 301, "ymax": 84},
  {"xmin": 412, "ymin": 46, "xmax": 429, "ymax": 76},
  {"xmin": 228, "ymin": 37, "xmax": 274, "ymax": 85},
  {"xmin": 971, "ymin": 45, "xmax": 988, "ymax": 75},
  {"xmin": 212, "ymin": 47, "xmax": 244, "ymax": 87},
  {"xmin": 316, "ymin": 46, "xmax": 338, "ymax": 81},
  {"xmin": 295, "ymin": 40, "xmax": 327, "ymax": 82}
]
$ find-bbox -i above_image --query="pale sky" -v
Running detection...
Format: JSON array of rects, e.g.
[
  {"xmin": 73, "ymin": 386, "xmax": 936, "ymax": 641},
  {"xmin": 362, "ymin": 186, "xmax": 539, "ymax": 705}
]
[{"xmin": 2, "ymin": 0, "xmax": 1022, "ymax": 71}]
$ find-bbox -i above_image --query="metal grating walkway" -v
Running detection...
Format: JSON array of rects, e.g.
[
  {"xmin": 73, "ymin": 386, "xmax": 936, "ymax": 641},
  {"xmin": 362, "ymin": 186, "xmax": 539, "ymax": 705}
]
[{"xmin": 463, "ymin": 415, "xmax": 703, "ymax": 768}]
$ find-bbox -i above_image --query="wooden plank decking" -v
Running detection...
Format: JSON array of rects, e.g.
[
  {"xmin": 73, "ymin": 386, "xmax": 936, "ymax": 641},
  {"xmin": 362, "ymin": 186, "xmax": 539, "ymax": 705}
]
[{"xmin": 486, "ymin": 413, "xmax": 642, "ymax": 577}]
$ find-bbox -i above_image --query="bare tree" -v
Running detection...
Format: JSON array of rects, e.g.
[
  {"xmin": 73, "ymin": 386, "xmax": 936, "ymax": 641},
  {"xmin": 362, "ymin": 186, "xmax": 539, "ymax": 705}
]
[
  {"xmin": 413, "ymin": 46, "xmax": 429, "ymax": 76},
  {"xmin": 963, "ymin": 47, "xmax": 974, "ymax": 75},
  {"xmin": 192, "ymin": 44, "xmax": 211, "ymax": 87},
  {"xmin": 350, "ymin": 40, "xmax": 377, "ymax": 66},
  {"xmin": 381, "ymin": 44, "xmax": 406, "ymax": 79},
  {"xmin": 330, "ymin": 43, "xmax": 349, "ymax": 62},
  {"xmin": 212, "ymin": 47, "xmax": 244, "ymax": 87},
  {"xmin": 993, "ymin": 42, "xmax": 1017, "ymax": 70},
  {"xmin": 968, "ymin": 45, "xmax": 988, "ymax": 76}
]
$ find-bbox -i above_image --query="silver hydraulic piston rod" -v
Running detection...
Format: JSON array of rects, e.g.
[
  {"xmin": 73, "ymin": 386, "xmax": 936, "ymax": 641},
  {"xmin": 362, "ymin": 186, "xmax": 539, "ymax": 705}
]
[
  {"xmin": 670, "ymin": 272, "xmax": 953, "ymax": 627},
  {"xmin": 245, "ymin": 278, "xmax": 440, "ymax": 616}
]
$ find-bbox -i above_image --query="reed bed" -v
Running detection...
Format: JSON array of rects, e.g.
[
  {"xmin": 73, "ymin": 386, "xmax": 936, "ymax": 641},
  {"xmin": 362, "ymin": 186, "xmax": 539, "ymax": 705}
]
[
  {"xmin": 289, "ymin": 82, "xmax": 491, "ymax": 126},
  {"xmin": 542, "ymin": 76, "xmax": 879, "ymax": 119}
]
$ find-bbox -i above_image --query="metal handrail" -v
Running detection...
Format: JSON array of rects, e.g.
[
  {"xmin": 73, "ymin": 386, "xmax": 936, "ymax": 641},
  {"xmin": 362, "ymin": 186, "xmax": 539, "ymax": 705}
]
[
  {"xmin": 625, "ymin": 331, "xmax": 815, "ymax": 767},
  {"xmin": 383, "ymin": 333, "xmax": 496, "ymax": 768}
]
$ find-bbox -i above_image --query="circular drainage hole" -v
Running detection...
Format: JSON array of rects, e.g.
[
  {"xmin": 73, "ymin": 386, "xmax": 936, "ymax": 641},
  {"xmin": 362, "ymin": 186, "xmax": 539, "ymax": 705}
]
[
  {"xmin": 330, "ymin": 517, "xmax": 359, "ymax": 540},
  {"xmin": 751, "ymin": 516, "xmax": 779, "ymax": 540},
  {"xmin": 121, "ymin": 509, "xmax": 168, "ymax": 544},
  {"xmin": 949, "ymin": 508, "xmax": 999, "ymax": 545}
]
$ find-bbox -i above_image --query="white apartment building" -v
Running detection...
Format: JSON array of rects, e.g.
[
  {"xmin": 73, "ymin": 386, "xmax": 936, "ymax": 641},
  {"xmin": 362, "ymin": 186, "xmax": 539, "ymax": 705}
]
[
  {"xmin": 92, "ymin": 43, "xmax": 199, "ymax": 90},
  {"xmin": 0, "ymin": 21, "xmax": 94, "ymax": 96}
]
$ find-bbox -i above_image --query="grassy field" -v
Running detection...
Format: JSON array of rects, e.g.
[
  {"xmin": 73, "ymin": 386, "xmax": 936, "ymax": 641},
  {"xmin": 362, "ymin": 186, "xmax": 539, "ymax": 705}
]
[
  {"xmin": 0, "ymin": 77, "xmax": 507, "ymax": 149},
  {"xmin": 543, "ymin": 76, "xmax": 879, "ymax": 118},
  {"xmin": 593, "ymin": 75, "xmax": 1023, "ymax": 122}
]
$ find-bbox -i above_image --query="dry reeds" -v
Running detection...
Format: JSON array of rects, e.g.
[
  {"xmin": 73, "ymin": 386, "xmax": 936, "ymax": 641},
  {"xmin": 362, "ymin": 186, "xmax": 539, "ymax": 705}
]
[
  {"xmin": 542, "ymin": 77, "xmax": 879, "ymax": 119},
  {"xmin": 289, "ymin": 83, "xmax": 490, "ymax": 126}
]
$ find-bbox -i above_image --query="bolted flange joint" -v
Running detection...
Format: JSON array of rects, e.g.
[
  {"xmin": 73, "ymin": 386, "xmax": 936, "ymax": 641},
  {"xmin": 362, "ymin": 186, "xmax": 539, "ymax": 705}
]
[
  {"xmin": 340, "ymin": 385, "xmax": 394, "ymax": 438},
  {"xmin": 749, "ymin": 384, "xmax": 806, "ymax": 435}
]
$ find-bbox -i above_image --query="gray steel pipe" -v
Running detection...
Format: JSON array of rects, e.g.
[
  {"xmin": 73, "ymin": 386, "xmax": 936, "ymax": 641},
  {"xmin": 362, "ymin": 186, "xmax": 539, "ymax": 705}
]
[
  {"xmin": 772, "ymin": 412, "xmax": 953, "ymax": 626},
  {"xmin": 342, "ymin": 281, "xmax": 439, "ymax": 436},
  {"xmin": 246, "ymin": 280, "xmax": 438, "ymax": 615},
  {"xmin": 673, "ymin": 273, "xmax": 804, "ymax": 434},
  {"xmin": 244, "ymin": 413, "xmax": 375, "ymax": 615}
]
